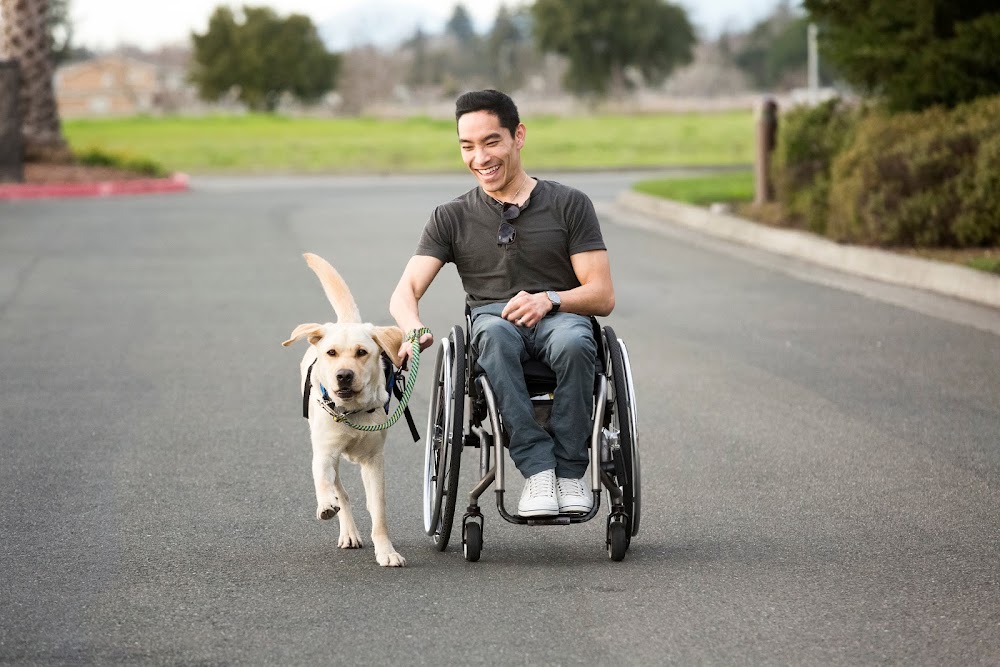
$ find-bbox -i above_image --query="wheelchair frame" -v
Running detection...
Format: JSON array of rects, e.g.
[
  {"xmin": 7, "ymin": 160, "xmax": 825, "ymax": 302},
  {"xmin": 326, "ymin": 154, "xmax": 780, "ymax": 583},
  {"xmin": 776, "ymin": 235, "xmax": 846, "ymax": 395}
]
[{"xmin": 423, "ymin": 309, "xmax": 641, "ymax": 562}]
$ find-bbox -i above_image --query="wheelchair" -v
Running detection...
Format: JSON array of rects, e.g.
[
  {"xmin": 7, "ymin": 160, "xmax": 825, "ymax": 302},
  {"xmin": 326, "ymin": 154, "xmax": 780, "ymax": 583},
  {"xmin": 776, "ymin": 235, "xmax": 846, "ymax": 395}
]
[{"xmin": 422, "ymin": 307, "xmax": 641, "ymax": 562}]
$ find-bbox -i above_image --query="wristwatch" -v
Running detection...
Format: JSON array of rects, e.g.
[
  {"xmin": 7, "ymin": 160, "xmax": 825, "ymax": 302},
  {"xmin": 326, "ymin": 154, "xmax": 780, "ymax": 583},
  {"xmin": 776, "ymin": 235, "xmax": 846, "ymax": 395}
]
[{"xmin": 545, "ymin": 290, "xmax": 561, "ymax": 313}]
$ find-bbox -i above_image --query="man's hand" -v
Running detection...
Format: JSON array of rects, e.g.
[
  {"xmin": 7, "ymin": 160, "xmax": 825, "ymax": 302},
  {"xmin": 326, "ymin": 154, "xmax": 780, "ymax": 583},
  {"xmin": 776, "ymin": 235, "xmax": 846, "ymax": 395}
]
[
  {"xmin": 397, "ymin": 330, "xmax": 434, "ymax": 367},
  {"xmin": 501, "ymin": 291, "xmax": 552, "ymax": 328}
]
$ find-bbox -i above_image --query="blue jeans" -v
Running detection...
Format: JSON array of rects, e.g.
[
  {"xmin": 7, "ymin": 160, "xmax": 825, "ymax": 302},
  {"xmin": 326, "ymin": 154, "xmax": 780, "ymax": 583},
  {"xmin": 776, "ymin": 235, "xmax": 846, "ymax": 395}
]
[{"xmin": 470, "ymin": 303, "xmax": 597, "ymax": 479}]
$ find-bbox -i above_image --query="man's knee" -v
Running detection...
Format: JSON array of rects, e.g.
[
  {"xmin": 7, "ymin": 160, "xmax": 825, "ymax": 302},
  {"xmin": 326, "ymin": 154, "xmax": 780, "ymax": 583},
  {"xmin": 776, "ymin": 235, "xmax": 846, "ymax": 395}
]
[
  {"xmin": 473, "ymin": 316, "xmax": 522, "ymax": 357},
  {"xmin": 546, "ymin": 325, "xmax": 596, "ymax": 367}
]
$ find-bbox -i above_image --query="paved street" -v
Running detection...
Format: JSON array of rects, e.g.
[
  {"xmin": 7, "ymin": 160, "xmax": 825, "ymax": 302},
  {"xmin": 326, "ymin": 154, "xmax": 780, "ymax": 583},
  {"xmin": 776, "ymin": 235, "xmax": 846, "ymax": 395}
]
[{"xmin": 2, "ymin": 173, "xmax": 999, "ymax": 665}]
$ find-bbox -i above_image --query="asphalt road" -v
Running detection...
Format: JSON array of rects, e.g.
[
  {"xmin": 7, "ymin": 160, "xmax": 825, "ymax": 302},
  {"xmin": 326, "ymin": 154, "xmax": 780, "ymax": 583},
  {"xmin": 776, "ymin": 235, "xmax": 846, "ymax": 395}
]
[{"xmin": 2, "ymin": 173, "xmax": 998, "ymax": 666}]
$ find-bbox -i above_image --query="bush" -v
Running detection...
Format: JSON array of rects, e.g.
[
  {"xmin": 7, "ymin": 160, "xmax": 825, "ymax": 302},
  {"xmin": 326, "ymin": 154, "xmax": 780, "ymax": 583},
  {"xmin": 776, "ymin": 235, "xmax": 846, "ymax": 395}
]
[
  {"xmin": 770, "ymin": 98, "xmax": 859, "ymax": 234},
  {"xmin": 827, "ymin": 95, "xmax": 1000, "ymax": 247},
  {"xmin": 74, "ymin": 147, "xmax": 166, "ymax": 177}
]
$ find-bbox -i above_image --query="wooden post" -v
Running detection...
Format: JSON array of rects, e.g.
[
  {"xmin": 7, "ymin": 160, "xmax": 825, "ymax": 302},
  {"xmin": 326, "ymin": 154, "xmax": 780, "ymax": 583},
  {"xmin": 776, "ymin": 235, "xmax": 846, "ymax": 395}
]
[
  {"xmin": 754, "ymin": 96, "xmax": 778, "ymax": 205},
  {"xmin": 0, "ymin": 60, "xmax": 24, "ymax": 183}
]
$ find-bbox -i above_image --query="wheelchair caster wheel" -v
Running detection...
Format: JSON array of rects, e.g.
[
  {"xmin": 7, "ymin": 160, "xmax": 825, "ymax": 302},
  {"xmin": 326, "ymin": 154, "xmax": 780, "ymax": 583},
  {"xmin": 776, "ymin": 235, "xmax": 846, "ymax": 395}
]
[
  {"xmin": 607, "ymin": 518, "xmax": 627, "ymax": 561},
  {"xmin": 463, "ymin": 521, "xmax": 482, "ymax": 562}
]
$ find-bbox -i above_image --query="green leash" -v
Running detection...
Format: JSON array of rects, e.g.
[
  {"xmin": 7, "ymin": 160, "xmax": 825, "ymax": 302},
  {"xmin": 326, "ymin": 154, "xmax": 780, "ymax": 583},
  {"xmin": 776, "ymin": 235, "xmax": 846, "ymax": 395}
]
[{"xmin": 327, "ymin": 327, "xmax": 431, "ymax": 433}]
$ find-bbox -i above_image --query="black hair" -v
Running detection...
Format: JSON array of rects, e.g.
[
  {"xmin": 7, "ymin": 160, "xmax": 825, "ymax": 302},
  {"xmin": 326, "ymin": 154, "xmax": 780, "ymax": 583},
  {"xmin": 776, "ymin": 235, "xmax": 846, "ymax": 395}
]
[{"xmin": 454, "ymin": 89, "xmax": 520, "ymax": 137}]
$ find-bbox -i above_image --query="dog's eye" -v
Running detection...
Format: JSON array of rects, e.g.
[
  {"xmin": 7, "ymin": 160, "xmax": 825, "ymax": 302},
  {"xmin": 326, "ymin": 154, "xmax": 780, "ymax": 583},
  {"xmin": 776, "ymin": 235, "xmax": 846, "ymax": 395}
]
[
  {"xmin": 356, "ymin": 349, "xmax": 368, "ymax": 358},
  {"xmin": 326, "ymin": 349, "xmax": 337, "ymax": 357}
]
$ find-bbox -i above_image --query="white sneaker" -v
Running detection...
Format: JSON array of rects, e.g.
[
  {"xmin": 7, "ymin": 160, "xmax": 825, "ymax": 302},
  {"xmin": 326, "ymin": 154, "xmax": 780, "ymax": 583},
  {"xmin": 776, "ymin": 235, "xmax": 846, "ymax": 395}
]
[
  {"xmin": 518, "ymin": 469, "xmax": 559, "ymax": 517},
  {"xmin": 556, "ymin": 476, "xmax": 593, "ymax": 514}
]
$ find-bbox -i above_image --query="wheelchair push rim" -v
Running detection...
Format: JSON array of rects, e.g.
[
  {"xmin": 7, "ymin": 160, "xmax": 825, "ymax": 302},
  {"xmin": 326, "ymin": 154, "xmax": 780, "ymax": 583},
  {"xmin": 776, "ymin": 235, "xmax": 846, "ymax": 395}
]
[
  {"xmin": 603, "ymin": 327, "xmax": 641, "ymax": 539},
  {"xmin": 422, "ymin": 326, "xmax": 465, "ymax": 548}
]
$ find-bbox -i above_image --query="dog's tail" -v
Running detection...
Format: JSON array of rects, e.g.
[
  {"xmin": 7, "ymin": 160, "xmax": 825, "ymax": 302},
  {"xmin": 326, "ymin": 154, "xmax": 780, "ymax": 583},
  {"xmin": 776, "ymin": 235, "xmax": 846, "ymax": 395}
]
[{"xmin": 303, "ymin": 253, "xmax": 362, "ymax": 323}]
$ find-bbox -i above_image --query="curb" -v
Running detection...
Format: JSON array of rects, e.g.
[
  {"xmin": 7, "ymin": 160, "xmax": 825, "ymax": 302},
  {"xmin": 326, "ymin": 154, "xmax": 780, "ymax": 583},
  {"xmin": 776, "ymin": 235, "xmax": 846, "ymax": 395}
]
[
  {"xmin": 617, "ymin": 190, "xmax": 1000, "ymax": 311},
  {"xmin": 0, "ymin": 172, "xmax": 189, "ymax": 200}
]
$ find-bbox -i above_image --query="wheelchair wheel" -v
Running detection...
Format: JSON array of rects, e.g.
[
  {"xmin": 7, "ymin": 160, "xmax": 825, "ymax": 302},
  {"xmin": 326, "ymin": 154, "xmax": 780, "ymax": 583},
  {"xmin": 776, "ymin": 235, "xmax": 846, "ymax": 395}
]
[
  {"xmin": 607, "ymin": 516, "xmax": 628, "ymax": 561},
  {"xmin": 603, "ymin": 327, "xmax": 641, "ymax": 538},
  {"xmin": 463, "ymin": 520, "xmax": 482, "ymax": 562},
  {"xmin": 422, "ymin": 325, "xmax": 465, "ymax": 550}
]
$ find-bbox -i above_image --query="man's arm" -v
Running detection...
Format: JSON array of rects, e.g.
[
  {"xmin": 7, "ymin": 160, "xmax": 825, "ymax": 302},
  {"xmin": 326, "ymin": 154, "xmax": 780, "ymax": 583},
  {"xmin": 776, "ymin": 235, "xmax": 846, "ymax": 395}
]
[
  {"xmin": 390, "ymin": 254, "xmax": 445, "ymax": 361},
  {"xmin": 501, "ymin": 249, "xmax": 615, "ymax": 326}
]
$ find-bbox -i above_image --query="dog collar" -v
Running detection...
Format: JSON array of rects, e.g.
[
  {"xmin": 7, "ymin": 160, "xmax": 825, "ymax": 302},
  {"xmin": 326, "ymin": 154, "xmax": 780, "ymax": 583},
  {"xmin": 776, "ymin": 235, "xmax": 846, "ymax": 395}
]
[{"xmin": 317, "ymin": 383, "xmax": 379, "ymax": 421}]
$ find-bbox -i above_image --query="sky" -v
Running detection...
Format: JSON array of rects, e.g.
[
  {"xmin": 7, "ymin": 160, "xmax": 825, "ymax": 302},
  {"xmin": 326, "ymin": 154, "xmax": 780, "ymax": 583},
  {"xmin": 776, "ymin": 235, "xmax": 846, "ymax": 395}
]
[{"xmin": 70, "ymin": 0, "xmax": 788, "ymax": 52}]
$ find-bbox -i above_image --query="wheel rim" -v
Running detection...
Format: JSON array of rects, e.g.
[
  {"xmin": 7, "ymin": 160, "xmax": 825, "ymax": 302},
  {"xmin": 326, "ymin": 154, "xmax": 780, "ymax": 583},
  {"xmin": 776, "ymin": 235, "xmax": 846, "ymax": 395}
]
[
  {"xmin": 604, "ymin": 328, "xmax": 639, "ymax": 538},
  {"xmin": 432, "ymin": 326, "xmax": 464, "ymax": 550},
  {"xmin": 619, "ymin": 340, "xmax": 641, "ymax": 537},
  {"xmin": 422, "ymin": 338, "xmax": 451, "ymax": 535}
]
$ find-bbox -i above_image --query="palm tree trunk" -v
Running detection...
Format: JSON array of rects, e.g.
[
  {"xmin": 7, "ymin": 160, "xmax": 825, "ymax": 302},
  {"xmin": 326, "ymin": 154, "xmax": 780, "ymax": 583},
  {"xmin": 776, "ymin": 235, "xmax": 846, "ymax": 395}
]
[{"xmin": 0, "ymin": 0, "xmax": 71, "ymax": 162}]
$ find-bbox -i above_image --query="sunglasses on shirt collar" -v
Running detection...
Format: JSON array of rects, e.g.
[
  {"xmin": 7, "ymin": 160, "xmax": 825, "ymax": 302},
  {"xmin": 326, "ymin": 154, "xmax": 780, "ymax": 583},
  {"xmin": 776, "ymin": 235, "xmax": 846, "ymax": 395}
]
[{"xmin": 498, "ymin": 201, "xmax": 521, "ymax": 246}]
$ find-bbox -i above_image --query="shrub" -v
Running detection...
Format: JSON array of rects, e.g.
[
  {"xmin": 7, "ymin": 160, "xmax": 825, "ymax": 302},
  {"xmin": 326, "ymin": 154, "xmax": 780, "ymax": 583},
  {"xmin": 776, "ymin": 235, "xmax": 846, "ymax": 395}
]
[
  {"xmin": 827, "ymin": 95, "xmax": 1000, "ymax": 247},
  {"xmin": 74, "ymin": 147, "xmax": 166, "ymax": 177},
  {"xmin": 770, "ymin": 97, "xmax": 859, "ymax": 234}
]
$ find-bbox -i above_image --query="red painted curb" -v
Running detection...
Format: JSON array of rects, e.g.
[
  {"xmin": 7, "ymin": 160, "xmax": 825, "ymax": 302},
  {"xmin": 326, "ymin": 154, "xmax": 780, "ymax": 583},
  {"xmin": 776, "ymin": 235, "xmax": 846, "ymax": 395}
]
[{"xmin": 0, "ymin": 173, "xmax": 189, "ymax": 200}]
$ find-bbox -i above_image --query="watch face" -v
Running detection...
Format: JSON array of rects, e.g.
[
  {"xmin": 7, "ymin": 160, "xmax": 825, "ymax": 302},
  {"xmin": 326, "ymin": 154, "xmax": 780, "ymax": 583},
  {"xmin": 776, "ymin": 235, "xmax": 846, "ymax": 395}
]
[{"xmin": 548, "ymin": 291, "xmax": 560, "ymax": 309}]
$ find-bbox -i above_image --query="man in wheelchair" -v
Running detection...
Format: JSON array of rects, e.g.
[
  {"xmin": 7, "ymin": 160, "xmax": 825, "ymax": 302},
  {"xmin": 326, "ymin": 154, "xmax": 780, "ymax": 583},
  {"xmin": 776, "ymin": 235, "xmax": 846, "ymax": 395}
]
[{"xmin": 390, "ymin": 89, "xmax": 616, "ymax": 518}]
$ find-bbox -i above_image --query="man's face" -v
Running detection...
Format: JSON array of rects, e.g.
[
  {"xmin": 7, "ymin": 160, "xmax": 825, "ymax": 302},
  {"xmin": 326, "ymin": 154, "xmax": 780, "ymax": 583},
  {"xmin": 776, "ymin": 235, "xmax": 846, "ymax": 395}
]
[{"xmin": 457, "ymin": 110, "xmax": 525, "ymax": 194}]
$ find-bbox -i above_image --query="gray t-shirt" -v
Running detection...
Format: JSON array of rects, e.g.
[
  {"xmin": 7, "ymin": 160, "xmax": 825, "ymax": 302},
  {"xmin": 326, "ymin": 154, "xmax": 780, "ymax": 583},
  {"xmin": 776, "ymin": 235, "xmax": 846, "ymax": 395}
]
[{"xmin": 415, "ymin": 179, "xmax": 606, "ymax": 308}]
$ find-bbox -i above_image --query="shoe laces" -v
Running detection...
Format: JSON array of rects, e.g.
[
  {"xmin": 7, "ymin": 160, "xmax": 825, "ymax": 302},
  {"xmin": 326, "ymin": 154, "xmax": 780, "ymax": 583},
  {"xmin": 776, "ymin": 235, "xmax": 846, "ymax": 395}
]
[
  {"xmin": 527, "ymin": 471, "xmax": 556, "ymax": 498},
  {"xmin": 557, "ymin": 476, "xmax": 587, "ymax": 497}
]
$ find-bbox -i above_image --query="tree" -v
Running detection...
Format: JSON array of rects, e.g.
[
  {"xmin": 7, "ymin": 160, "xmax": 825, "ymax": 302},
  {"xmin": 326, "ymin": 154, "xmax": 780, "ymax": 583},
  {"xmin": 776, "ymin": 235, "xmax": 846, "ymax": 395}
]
[
  {"xmin": 728, "ymin": 3, "xmax": 835, "ymax": 90},
  {"xmin": 485, "ymin": 5, "xmax": 533, "ymax": 91},
  {"xmin": 445, "ymin": 4, "xmax": 477, "ymax": 47},
  {"xmin": 47, "ymin": 0, "xmax": 72, "ymax": 64},
  {"xmin": 531, "ymin": 0, "xmax": 695, "ymax": 96},
  {"xmin": 190, "ymin": 6, "xmax": 339, "ymax": 112},
  {"xmin": 0, "ymin": 0, "xmax": 71, "ymax": 161},
  {"xmin": 803, "ymin": 0, "xmax": 1000, "ymax": 111}
]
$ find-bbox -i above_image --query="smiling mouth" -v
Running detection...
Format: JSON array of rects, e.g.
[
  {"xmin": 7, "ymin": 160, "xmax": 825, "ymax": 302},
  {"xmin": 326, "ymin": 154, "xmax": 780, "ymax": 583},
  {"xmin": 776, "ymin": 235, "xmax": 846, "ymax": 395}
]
[{"xmin": 477, "ymin": 165, "xmax": 501, "ymax": 176}]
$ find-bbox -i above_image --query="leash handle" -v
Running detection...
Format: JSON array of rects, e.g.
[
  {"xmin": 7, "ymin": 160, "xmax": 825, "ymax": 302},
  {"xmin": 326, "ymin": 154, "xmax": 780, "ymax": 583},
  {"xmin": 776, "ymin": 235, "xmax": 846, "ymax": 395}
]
[{"xmin": 405, "ymin": 326, "xmax": 432, "ymax": 343}]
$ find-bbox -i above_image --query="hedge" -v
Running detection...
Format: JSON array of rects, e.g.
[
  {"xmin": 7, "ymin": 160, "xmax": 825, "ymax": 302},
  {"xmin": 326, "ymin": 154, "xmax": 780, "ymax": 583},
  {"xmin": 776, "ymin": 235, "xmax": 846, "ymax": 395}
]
[
  {"xmin": 771, "ymin": 94, "xmax": 1000, "ymax": 248},
  {"xmin": 770, "ymin": 98, "xmax": 860, "ymax": 235}
]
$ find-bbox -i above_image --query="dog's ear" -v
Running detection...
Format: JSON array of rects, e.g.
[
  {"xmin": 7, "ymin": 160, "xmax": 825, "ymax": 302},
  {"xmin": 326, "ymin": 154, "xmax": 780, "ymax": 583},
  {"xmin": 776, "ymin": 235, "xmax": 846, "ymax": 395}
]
[
  {"xmin": 282, "ymin": 323, "xmax": 326, "ymax": 347},
  {"xmin": 370, "ymin": 325, "xmax": 405, "ymax": 368}
]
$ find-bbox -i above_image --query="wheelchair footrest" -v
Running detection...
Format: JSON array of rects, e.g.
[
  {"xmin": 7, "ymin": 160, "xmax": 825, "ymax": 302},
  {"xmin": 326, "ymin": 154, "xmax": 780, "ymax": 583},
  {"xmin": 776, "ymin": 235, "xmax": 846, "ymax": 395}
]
[{"xmin": 525, "ymin": 516, "xmax": 573, "ymax": 526}]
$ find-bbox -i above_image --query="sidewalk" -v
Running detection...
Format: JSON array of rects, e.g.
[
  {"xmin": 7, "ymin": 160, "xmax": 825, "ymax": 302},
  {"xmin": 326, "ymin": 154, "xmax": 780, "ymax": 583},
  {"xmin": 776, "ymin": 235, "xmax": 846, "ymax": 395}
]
[
  {"xmin": 617, "ymin": 190, "xmax": 1000, "ymax": 312},
  {"xmin": 0, "ymin": 173, "xmax": 189, "ymax": 200}
]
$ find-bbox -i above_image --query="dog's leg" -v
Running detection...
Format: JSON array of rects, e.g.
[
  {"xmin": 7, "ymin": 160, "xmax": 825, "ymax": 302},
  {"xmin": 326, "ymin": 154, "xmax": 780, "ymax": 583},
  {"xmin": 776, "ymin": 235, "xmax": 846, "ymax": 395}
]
[
  {"xmin": 360, "ymin": 452, "xmax": 405, "ymax": 567},
  {"xmin": 331, "ymin": 458, "xmax": 363, "ymax": 549},
  {"xmin": 312, "ymin": 450, "xmax": 364, "ymax": 548},
  {"xmin": 312, "ymin": 449, "xmax": 341, "ymax": 521}
]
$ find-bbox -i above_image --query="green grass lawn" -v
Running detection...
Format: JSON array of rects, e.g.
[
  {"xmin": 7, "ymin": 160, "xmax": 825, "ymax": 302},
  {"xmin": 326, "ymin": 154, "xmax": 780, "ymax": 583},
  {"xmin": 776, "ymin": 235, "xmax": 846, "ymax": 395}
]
[
  {"xmin": 632, "ymin": 169, "xmax": 754, "ymax": 205},
  {"xmin": 61, "ymin": 111, "xmax": 755, "ymax": 174},
  {"xmin": 967, "ymin": 256, "xmax": 1000, "ymax": 275}
]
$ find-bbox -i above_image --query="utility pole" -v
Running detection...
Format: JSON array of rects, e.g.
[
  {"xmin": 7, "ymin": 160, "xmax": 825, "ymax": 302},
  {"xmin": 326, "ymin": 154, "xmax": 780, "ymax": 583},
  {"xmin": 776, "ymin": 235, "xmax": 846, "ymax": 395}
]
[
  {"xmin": 754, "ymin": 96, "xmax": 778, "ymax": 205},
  {"xmin": 808, "ymin": 22, "xmax": 819, "ymax": 92}
]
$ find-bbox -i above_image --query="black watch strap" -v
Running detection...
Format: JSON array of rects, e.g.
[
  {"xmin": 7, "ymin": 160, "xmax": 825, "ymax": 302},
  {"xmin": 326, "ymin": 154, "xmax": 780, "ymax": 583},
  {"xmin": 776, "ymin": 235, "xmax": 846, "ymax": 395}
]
[{"xmin": 546, "ymin": 290, "xmax": 561, "ymax": 312}]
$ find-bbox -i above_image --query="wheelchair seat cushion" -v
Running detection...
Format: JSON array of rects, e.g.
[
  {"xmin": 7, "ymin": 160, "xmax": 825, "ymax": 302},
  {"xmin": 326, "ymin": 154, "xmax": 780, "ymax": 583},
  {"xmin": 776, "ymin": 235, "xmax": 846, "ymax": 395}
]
[
  {"xmin": 473, "ymin": 357, "xmax": 557, "ymax": 395},
  {"xmin": 522, "ymin": 358, "xmax": 558, "ymax": 394}
]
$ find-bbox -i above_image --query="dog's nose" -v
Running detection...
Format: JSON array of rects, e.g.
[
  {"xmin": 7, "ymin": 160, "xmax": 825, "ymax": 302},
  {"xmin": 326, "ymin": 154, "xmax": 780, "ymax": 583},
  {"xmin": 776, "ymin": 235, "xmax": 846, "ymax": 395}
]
[{"xmin": 336, "ymin": 369, "xmax": 354, "ymax": 386}]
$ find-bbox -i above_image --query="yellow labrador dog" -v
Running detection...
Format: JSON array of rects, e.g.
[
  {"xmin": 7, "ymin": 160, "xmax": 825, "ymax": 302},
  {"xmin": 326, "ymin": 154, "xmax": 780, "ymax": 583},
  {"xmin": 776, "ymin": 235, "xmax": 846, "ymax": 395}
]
[{"xmin": 283, "ymin": 253, "xmax": 406, "ymax": 567}]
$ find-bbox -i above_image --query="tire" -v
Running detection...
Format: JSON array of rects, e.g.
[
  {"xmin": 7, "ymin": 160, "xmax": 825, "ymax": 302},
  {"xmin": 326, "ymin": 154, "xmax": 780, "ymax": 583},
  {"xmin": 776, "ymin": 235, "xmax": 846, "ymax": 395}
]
[
  {"xmin": 603, "ymin": 327, "xmax": 641, "ymax": 538},
  {"xmin": 463, "ymin": 521, "xmax": 482, "ymax": 562},
  {"xmin": 425, "ymin": 326, "xmax": 465, "ymax": 550},
  {"xmin": 607, "ymin": 518, "xmax": 627, "ymax": 561},
  {"xmin": 423, "ymin": 340, "xmax": 446, "ymax": 535}
]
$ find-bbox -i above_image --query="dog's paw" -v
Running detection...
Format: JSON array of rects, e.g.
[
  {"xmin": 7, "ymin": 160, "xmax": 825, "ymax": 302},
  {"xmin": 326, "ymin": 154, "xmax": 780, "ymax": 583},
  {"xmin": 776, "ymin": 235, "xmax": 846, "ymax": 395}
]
[
  {"xmin": 377, "ymin": 551, "xmax": 406, "ymax": 567},
  {"xmin": 317, "ymin": 504, "xmax": 340, "ymax": 520},
  {"xmin": 338, "ymin": 532, "xmax": 364, "ymax": 549}
]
